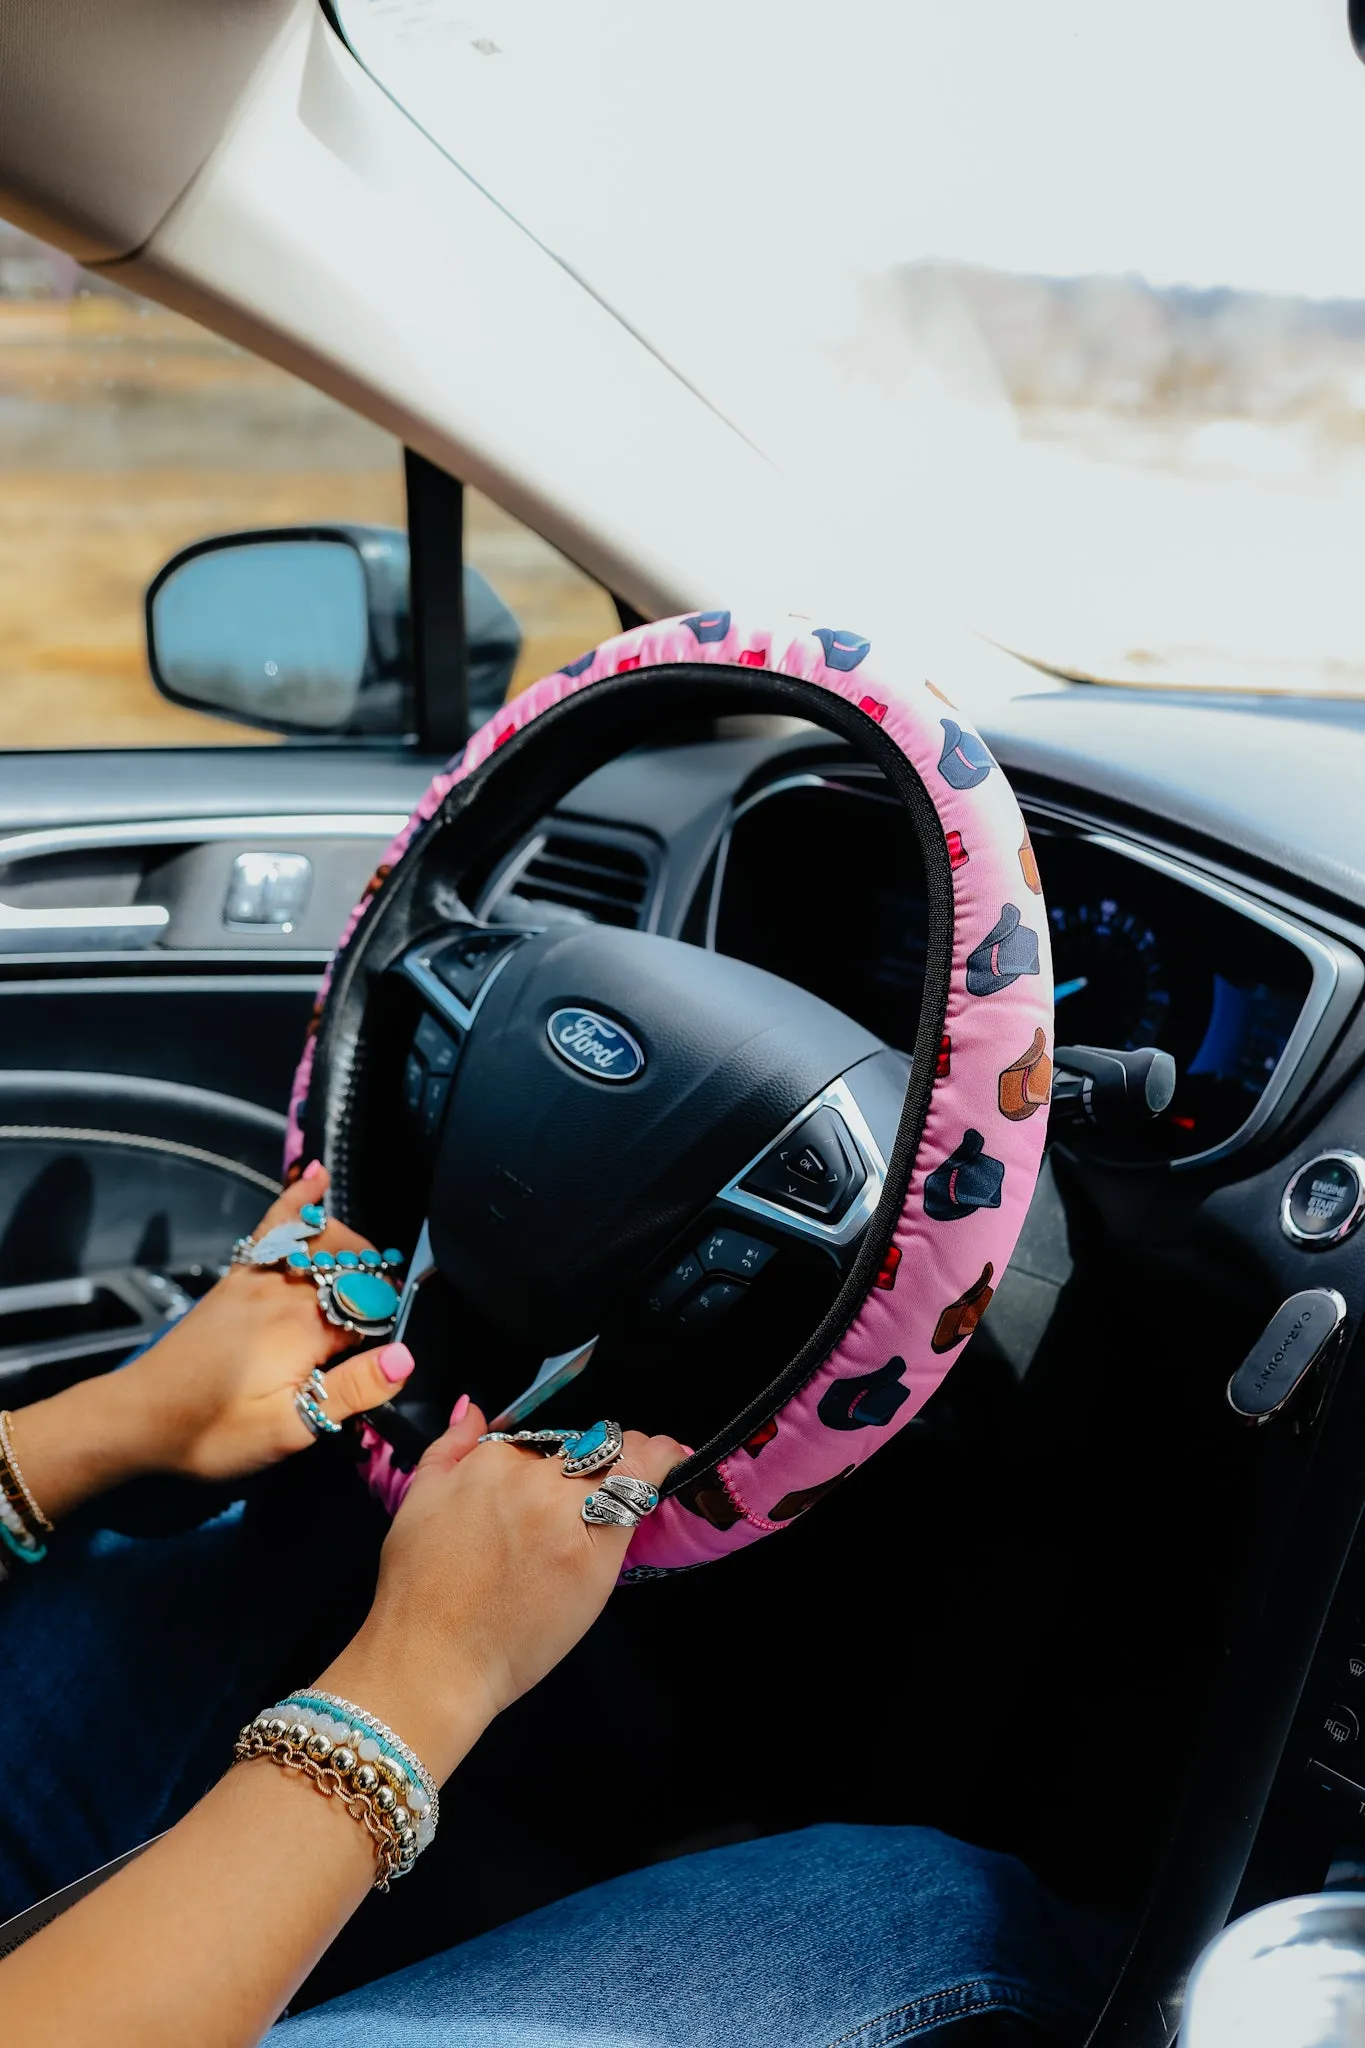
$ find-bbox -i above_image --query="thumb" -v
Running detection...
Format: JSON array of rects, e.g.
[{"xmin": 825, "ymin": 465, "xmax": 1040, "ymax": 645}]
[{"xmin": 317, "ymin": 1340, "xmax": 415, "ymax": 1419}]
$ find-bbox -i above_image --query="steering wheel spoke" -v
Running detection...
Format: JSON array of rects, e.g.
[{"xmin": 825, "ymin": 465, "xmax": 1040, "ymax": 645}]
[
  {"xmin": 365, "ymin": 915, "xmax": 911, "ymax": 1457},
  {"xmin": 636, "ymin": 1050, "xmax": 910, "ymax": 1345}
]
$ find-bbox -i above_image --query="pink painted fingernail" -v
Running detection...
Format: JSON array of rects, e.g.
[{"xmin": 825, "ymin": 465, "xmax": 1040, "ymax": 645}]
[
  {"xmin": 451, "ymin": 1392, "xmax": 470, "ymax": 1424},
  {"xmin": 304, "ymin": 1158, "xmax": 325, "ymax": 1180},
  {"xmin": 378, "ymin": 1342, "xmax": 415, "ymax": 1383}
]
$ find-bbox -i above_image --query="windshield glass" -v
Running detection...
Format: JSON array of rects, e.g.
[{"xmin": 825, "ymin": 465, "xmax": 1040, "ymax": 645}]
[{"xmin": 338, "ymin": 0, "xmax": 1365, "ymax": 695}]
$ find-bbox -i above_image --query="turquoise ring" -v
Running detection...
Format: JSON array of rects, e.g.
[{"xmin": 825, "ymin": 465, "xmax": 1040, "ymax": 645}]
[
  {"xmin": 284, "ymin": 1243, "xmax": 407, "ymax": 1339},
  {"xmin": 561, "ymin": 1420, "xmax": 624, "ymax": 1478},
  {"xmin": 294, "ymin": 1386, "xmax": 342, "ymax": 1439}
]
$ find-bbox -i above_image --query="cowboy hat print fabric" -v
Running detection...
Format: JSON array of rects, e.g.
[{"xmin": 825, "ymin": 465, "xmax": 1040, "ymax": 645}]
[{"xmin": 283, "ymin": 612, "xmax": 1053, "ymax": 1575}]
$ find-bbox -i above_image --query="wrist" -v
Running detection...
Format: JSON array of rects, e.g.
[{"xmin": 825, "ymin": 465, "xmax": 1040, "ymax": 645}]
[
  {"xmin": 313, "ymin": 1621, "xmax": 500, "ymax": 1787},
  {"xmin": 6, "ymin": 1367, "xmax": 165, "ymax": 1524}
]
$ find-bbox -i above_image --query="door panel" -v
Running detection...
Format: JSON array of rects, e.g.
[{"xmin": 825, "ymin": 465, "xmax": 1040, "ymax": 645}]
[
  {"xmin": 0, "ymin": 1072, "xmax": 284, "ymax": 1405},
  {"xmin": 0, "ymin": 749, "xmax": 434, "ymax": 1395},
  {"xmin": 0, "ymin": 985, "xmax": 317, "ymax": 1108}
]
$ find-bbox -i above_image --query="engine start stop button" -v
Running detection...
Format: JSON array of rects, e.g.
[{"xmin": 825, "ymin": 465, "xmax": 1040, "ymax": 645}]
[{"xmin": 1281, "ymin": 1151, "xmax": 1365, "ymax": 1248}]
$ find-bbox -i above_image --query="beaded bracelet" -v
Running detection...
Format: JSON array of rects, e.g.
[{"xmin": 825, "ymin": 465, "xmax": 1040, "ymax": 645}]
[
  {"xmin": 0, "ymin": 1417, "xmax": 52, "ymax": 1540},
  {"xmin": 234, "ymin": 1718, "xmax": 414, "ymax": 1890},
  {"xmin": 0, "ymin": 1514, "xmax": 46, "ymax": 1577},
  {"xmin": 277, "ymin": 1691, "xmax": 439, "ymax": 1834},
  {"xmin": 235, "ymin": 1696, "xmax": 439, "ymax": 1884},
  {"xmin": 0, "ymin": 1412, "xmax": 51, "ymax": 1582}
]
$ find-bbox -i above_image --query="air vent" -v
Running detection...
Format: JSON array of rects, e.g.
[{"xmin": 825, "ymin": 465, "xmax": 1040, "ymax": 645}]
[{"xmin": 509, "ymin": 830, "xmax": 655, "ymax": 928}]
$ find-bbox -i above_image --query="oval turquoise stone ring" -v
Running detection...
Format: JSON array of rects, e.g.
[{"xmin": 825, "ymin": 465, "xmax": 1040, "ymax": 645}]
[
  {"xmin": 561, "ymin": 1420, "xmax": 624, "ymax": 1478},
  {"xmin": 331, "ymin": 1271, "xmax": 400, "ymax": 1329}
]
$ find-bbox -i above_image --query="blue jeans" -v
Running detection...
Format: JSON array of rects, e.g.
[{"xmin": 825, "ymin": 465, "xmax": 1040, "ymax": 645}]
[
  {"xmin": 272, "ymin": 1823, "xmax": 1115, "ymax": 2046},
  {"xmin": 0, "ymin": 1492, "xmax": 1116, "ymax": 2046}
]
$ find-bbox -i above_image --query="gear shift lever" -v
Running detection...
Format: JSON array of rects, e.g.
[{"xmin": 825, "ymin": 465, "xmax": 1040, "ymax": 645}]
[{"xmin": 1182, "ymin": 1893, "xmax": 1365, "ymax": 2044}]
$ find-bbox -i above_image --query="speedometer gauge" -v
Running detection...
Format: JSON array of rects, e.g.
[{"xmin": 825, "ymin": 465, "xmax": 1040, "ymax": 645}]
[{"xmin": 1047, "ymin": 897, "xmax": 1171, "ymax": 1050}]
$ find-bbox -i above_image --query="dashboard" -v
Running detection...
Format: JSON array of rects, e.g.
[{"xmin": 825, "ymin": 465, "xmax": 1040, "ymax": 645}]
[{"xmin": 703, "ymin": 770, "xmax": 1337, "ymax": 1166}]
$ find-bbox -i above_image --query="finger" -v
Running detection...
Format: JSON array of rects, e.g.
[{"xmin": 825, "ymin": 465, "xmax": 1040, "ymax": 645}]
[
  {"xmin": 316, "ymin": 1340, "xmax": 416, "ymax": 1420},
  {"xmin": 252, "ymin": 1161, "xmax": 329, "ymax": 1237},
  {"xmin": 611, "ymin": 1429, "xmax": 689, "ymax": 1493},
  {"xmin": 415, "ymin": 1393, "xmax": 489, "ymax": 1477},
  {"xmin": 247, "ymin": 1164, "xmax": 382, "ymax": 1260}
]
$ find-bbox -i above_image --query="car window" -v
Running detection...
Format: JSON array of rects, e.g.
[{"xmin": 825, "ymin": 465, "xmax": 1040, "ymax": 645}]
[
  {"xmin": 463, "ymin": 491, "xmax": 618, "ymax": 701},
  {"xmin": 0, "ymin": 221, "xmax": 615, "ymax": 747}
]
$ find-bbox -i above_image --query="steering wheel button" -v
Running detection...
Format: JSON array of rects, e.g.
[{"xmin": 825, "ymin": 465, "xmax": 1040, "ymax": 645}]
[
  {"xmin": 414, "ymin": 1013, "xmax": 461, "ymax": 1074},
  {"xmin": 785, "ymin": 1143, "xmax": 830, "ymax": 1185},
  {"xmin": 403, "ymin": 1052, "xmax": 426, "ymax": 1114},
  {"xmin": 678, "ymin": 1279, "xmax": 747, "ymax": 1325},
  {"xmin": 645, "ymin": 1252, "xmax": 703, "ymax": 1316},
  {"xmin": 743, "ymin": 1106, "xmax": 863, "ymax": 1219},
  {"xmin": 697, "ymin": 1228, "xmax": 775, "ymax": 1280},
  {"xmin": 429, "ymin": 929, "xmax": 523, "ymax": 1008},
  {"xmin": 1282, "ymin": 1152, "xmax": 1365, "ymax": 1247},
  {"xmin": 419, "ymin": 1074, "xmax": 451, "ymax": 1140}
]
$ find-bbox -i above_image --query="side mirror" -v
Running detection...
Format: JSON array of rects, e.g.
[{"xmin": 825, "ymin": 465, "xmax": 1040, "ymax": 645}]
[{"xmin": 145, "ymin": 526, "xmax": 521, "ymax": 741}]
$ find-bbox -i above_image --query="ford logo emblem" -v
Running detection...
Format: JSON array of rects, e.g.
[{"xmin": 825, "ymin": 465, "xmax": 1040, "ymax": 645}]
[{"xmin": 546, "ymin": 1007, "xmax": 645, "ymax": 1084}]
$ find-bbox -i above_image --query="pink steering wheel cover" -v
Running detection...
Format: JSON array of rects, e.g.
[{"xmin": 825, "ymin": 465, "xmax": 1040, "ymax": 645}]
[{"xmin": 284, "ymin": 613, "xmax": 1053, "ymax": 1573}]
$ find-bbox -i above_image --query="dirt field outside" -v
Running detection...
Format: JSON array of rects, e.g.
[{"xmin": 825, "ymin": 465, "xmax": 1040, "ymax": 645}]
[{"xmin": 0, "ymin": 280, "xmax": 616, "ymax": 749}]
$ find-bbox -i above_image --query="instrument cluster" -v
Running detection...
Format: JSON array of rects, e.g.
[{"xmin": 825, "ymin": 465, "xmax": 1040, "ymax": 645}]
[{"xmin": 708, "ymin": 776, "xmax": 1318, "ymax": 1164}]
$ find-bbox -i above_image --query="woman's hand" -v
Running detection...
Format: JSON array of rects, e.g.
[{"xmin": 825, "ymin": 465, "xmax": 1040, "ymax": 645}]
[
  {"xmin": 0, "ymin": 1398, "xmax": 687, "ymax": 2048},
  {"xmin": 4, "ymin": 1165, "xmax": 417, "ymax": 1522},
  {"xmin": 318, "ymin": 1404, "xmax": 687, "ymax": 1781},
  {"xmin": 121, "ymin": 1166, "xmax": 415, "ymax": 1484}
]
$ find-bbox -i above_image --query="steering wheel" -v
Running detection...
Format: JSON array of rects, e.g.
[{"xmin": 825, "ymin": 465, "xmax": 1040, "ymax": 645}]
[{"xmin": 285, "ymin": 612, "xmax": 1054, "ymax": 1576}]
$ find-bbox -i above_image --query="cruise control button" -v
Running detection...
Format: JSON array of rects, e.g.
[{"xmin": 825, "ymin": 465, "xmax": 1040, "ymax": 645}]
[
  {"xmin": 414, "ymin": 1012, "xmax": 461, "ymax": 1074},
  {"xmin": 1282, "ymin": 1152, "xmax": 1365, "ymax": 1247},
  {"xmin": 403, "ymin": 1052, "xmax": 427, "ymax": 1114},
  {"xmin": 678, "ymin": 1279, "xmax": 747, "ymax": 1325},
  {"xmin": 697, "ymin": 1228, "xmax": 775, "ymax": 1280},
  {"xmin": 645, "ymin": 1252, "xmax": 703, "ymax": 1316},
  {"xmin": 428, "ymin": 928, "xmax": 523, "ymax": 1009}
]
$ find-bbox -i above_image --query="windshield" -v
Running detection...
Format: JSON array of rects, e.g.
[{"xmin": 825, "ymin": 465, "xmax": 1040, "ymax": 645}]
[{"xmin": 338, "ymin": 0, "xmax": 1365, "ymax": 695}]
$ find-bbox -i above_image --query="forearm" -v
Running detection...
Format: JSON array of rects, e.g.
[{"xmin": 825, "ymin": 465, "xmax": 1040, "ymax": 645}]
[
  {"xmin": 0, "ymin": 1669, "xmax": 489, "ymax": 2048},
  {"xmin": 0, "ymin": 1759, "xmax": 375, "ymax": 2048}
]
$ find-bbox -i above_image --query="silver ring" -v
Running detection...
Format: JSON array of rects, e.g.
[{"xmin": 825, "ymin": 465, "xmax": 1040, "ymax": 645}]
[
  {"xmin": 582, "ymin": 1489, "xmax": 641, "ymax": 1527},
  {"xmin": 231, "ymin": 1203, "xmax": 329, "ymax": 1269},
  {"xmin": 294, "ymin": 1388, "xmax": 342, "ymax": 1439},
  {"xmin": 562, "ymin": 1421, "xmax": 624, "ymax": 1478},
  {"xmin": 597, "ymin": 1472, "xmax": 658, "ymax": 1516},
  {"xmin": 477, "ymin": 1428, "xmax": 584, "ymax": 1453}
]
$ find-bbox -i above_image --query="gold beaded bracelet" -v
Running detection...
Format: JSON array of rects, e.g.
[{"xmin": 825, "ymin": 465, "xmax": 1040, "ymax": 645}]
[
  {"xmin": 0, "ymin": 1411, "xmax": 52, "ymax": 1541},
  {"xmin": 232, "ymin": 1722, "xmax": 414, "ymax": 1891}
]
